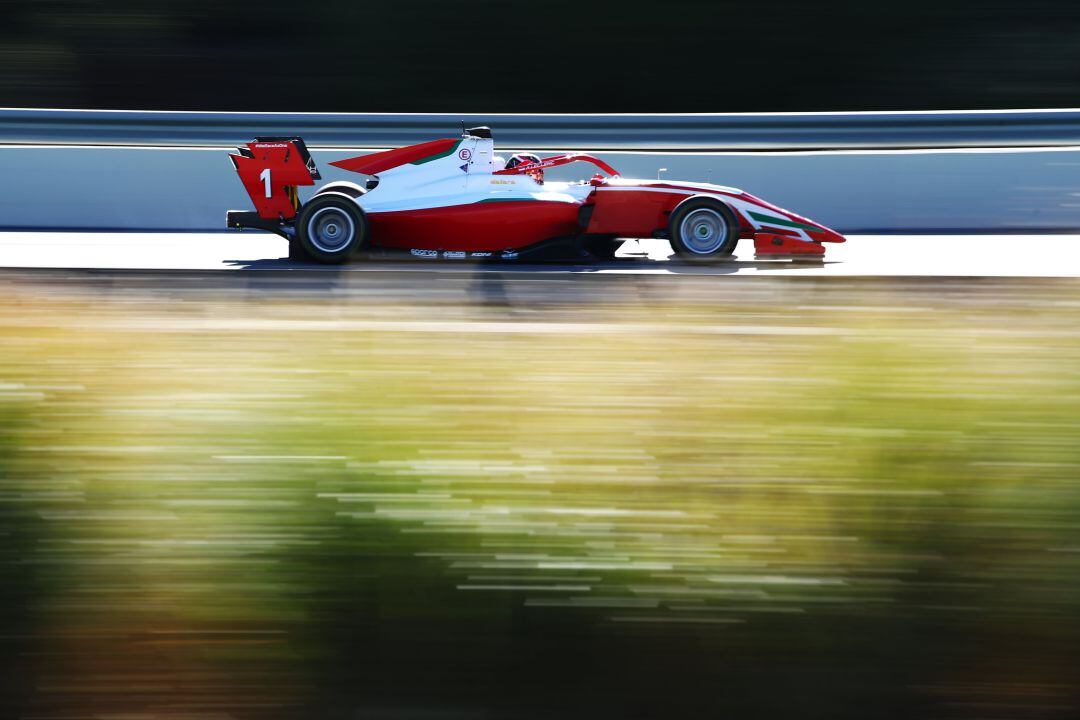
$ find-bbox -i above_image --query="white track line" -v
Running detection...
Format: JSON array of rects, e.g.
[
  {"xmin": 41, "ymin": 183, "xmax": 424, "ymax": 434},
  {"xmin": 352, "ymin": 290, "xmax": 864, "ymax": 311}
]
[{"xmin": 0, "ymin": 232, "xmax": 1078, "ymax": 278}]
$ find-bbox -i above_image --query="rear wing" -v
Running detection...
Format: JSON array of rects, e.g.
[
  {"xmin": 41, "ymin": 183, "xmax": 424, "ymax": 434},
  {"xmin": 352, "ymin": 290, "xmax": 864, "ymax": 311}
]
[{"xmin": 229, "ymin": 137, "xmax": 320, "ymax": 220}]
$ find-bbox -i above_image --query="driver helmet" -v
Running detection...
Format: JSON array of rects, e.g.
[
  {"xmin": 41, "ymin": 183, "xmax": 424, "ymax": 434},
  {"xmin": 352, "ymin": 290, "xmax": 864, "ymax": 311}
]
[{"xmin": 505, "ymin": 152, "xmax": 544, "ymax": 183}]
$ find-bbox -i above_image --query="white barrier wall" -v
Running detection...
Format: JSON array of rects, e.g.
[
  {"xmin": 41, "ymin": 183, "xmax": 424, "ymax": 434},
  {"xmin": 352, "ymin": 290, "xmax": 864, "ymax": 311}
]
[{"xmin": 2, "ymin": 145, "xmax": 1079, "ymax": 232}]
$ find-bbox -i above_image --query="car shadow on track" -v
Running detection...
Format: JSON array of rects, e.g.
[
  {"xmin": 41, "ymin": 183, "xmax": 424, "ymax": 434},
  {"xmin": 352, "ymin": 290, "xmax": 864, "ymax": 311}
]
[
  {"xmin": 223, "ymin": 238, "xmax": 838, "ymax": 274},
  {"xmin": 218, "ymin": 255, "xmax": 837, "ymax": 309},
  {"xmin": 222, "ymin": 255, "xmax": 837, "ymax": 275}
]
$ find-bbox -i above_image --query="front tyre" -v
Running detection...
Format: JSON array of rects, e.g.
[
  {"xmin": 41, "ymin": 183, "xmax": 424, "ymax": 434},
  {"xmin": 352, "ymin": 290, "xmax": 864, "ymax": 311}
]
[
  {"xmin": 668, "ymin": 197, "xmax": 739, "ymax": 262},
  {"xmin": 296, "ymin": 192, "xmax": 367, "ymax": 264}
]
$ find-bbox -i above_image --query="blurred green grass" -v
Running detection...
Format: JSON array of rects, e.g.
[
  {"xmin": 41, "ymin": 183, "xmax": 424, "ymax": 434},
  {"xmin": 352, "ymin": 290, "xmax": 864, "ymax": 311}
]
[{"xmin": 2, "ymin": 282, "xmax": 1079, "ymax": 718}]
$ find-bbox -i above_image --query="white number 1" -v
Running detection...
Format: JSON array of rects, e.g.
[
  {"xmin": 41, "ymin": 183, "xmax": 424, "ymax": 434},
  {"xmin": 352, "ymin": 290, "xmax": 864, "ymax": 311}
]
[{"xmin": 259, "ymin": 168, "xmax": 272, "ymax": 198}]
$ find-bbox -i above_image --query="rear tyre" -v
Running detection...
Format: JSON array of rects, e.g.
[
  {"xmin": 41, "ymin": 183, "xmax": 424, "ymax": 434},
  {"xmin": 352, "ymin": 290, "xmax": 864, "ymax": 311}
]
[
  {"xmin": 288, "ymin": 236, "xmax": 312, "ymax": 262},
  {"xmin": 296, "ymin": 192, "xmax": 367, "ymax": 264},
  {"xmin": 668, "ymin": 197, "xmax": 739, "ymax": 262}
]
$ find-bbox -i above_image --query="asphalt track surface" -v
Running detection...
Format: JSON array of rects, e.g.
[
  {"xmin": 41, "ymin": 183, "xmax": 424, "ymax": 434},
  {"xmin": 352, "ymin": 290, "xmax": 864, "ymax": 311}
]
[{"xmin": 1, "ymin": 231, "xmax": 1079, "ymax": 278}]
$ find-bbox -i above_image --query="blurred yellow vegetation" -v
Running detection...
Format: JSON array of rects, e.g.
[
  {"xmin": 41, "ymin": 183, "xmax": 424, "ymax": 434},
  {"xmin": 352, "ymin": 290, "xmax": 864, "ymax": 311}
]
[{"xmin": 1, "ymin": 281, "xmax": 1079, "ymax": 717}]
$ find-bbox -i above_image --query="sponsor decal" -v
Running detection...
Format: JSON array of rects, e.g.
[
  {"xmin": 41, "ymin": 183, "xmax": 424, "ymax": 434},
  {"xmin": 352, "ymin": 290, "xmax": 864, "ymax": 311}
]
[
  {"xmin": 458, "ymin": 148, "xmax": 472, "ymax": 161},
  {"xmin": 459, "ymin": 163, "xmax": 469, "ymax": 174},
  {"xmin": 500, "ymin": 250, "xmax": 519, "ymax": 260},
  {"xmin": 490, "ymin": 179, "xmax": 514, "ymax": 185},
  {"xmin": 410, "ymin": 248, "xmax": 438, "ymax": 258},
  {"xmin": 444, "ymin": 251, "xmax": 466, "ymax": 259},
  {"xmin": 470, "ymin": 252, "xmax": 492, "ymax": 258},
  {"xmin": 254, "ymin": 143, "xmax": 289, "ymax": 148}
]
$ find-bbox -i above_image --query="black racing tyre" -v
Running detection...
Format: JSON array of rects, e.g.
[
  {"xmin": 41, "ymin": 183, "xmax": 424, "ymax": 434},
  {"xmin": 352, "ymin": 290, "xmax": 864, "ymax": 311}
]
[
  {"xmin": 314, "ymin": 181, "xmax": 366, "ymax": 199},
  {"xmin": 296, "ymin": 192, "xmax": 368, "ymax": 264},
  {"xmin": 288, "ymin": 236, "xmax": 312, "ymax": 262},
  {"xmin": 668, "ymin": 197, "xmax": 740, "ymax": 262}
]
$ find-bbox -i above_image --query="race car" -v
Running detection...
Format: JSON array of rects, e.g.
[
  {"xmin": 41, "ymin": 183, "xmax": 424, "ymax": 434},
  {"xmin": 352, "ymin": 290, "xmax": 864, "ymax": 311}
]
[{"xmin": 226, "ymin": 126, "xmax": 845, "ymax": 264}]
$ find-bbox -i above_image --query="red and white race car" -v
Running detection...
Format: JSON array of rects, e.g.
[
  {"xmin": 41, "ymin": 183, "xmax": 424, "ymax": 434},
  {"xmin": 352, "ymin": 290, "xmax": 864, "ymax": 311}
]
[{"xmin": 227, "ymin": 127, "xmax": 844, "ymax": 263}]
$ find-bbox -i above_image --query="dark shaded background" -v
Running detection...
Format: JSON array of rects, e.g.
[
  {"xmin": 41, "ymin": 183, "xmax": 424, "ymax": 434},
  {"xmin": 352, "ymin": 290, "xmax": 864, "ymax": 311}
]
[{"xmin": 2, "ymin": 0, "xmax": 1080, "ymax": 111}]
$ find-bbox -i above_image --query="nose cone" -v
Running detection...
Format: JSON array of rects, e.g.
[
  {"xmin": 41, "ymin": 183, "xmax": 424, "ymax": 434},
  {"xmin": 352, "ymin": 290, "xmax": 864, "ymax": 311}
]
[{"xmin": 816, "ymin": 225, "xmax": 846, "ymax": 244}]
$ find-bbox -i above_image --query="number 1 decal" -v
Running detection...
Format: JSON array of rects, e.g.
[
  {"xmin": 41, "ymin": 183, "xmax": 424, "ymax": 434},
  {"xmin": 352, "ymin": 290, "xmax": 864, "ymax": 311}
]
[{"xmin": 259, "ymin": 168, "xmax": 272, "ymax": 198}]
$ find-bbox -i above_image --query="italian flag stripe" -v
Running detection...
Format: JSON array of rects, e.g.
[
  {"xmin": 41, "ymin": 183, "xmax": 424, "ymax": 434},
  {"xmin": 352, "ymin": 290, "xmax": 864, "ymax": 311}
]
[
  {"xmin": 412, "ymin": 139, "xmax": 462, "ymax": 165},
  {"xmin": 748, "ymin": 211, "xmax": 820, "ymax": 232}
]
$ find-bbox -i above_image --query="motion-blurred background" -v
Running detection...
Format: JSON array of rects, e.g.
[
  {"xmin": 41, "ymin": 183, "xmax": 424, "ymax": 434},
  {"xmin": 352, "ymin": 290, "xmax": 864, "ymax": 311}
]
[
  {"xmin": 3, "ymin": 2, "xmax": 1080, "ymax": 720},
  {"xmin": 2, "ymin": 0, "xmax": 1080, "ymax": 111},
  {"xmin": 3, "ymin": 275, "xmax": 1079, "ymax": 720}
]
